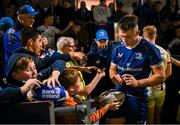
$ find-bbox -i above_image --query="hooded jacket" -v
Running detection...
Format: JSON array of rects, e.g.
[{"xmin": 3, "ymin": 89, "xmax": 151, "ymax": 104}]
[{"xmin": 13, "ymin": 48, "xmax": 66, "ymax": 74}]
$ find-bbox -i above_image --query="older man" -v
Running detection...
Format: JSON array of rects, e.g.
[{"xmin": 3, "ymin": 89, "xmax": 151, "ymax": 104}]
[{"xmin": 4, "ymin": 4, "xmax": 39, "ymax": 77}]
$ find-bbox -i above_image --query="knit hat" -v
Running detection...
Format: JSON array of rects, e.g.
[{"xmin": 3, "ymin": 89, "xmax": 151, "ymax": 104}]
[
  {"xmin": 7, "ymin": 53, "xmax": 29, "ymax": 80},
  {"xmin": 96, "ymin": 29, "xmax": 108, "ymax": 41},
  {"xmin": 17, "ymin": 4, "xmax": 39, "ymax": 16}
]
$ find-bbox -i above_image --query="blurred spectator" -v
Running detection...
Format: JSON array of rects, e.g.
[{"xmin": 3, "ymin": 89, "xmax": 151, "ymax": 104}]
[
  {"xmin": 152, "ymin": 1, "xmax": 164, "ymax": 28},
  {"xmin": 93, "ymin": 0, "xmax": 111, "ymax": 24},
  {"xmin": 132, "ymin": 2, "xmax": 139, "ymax": 17},
  {"xmin": 108, "ymin": 2, "xmax": 116, "ymax": 22},
  {"xmin": 46, "ymin": 0, "xmax": 63, "ymax": 28},
  {"xmin": 114, "ymin": 2, "xmax": 127, "ymax": 22},
  {"xmin": 6, "ymin": 2, "xmax": 17, "ymax": 21},
  {"xmin": 58, "ymin": 0, "xmax": 76, "ymax": 33},
  {"xmin": 141, "ymin": 0, "xmax": 155, "ymax": 26},
  {"xmin": 0, "ymin": 0, "xmax": 13, "ymax": 18},
  {"xmin": 161, "ymin": 0, "xmax": 179, "ymax": 22},
  {"xmin": 75, "ymin": 1, "xmax": 91, "ymax": 23},
  {"xmin": 0, "ymin": 17, "xmax": 14, "ymax": 83},
  {"xmin": 37, "ymin": 12, "xmax": 62, "ymax": 50}
]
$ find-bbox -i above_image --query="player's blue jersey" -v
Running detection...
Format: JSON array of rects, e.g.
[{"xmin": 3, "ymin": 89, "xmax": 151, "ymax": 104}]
[{"xmin": 111, "ymin": 37, "xmax": 162, "ymax": 97}]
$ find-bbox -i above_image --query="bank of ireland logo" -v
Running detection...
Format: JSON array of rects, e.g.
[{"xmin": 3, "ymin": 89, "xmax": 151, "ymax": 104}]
[{"xmin": 135, "ymin": 52, "xmax": 143, "ymax": 60}]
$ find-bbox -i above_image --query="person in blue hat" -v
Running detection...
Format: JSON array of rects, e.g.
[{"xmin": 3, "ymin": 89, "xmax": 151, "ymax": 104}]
[
  {"xmin": 0, "ymin": 17, "xmax": 14, "ymax": 85},
  {"xmin": 86, "ymin": 29, "xmax": 115, "ymax": 97},
  {"xmin": 3, "ymin": 4, "xmax": 39, "ymax": 77}
]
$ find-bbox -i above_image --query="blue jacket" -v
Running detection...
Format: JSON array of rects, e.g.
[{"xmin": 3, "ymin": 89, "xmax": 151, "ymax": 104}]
[
  {"xmin": 13, "ymin": 48, "xmax": 66, "ymax": 74},
  {"xmin": 3, "ymin": 22, "xmax": 24, "ymax": 77},
  {"xmin": 0, "ymin": 84, "xmax": 26, "ymax": 103},
  {"xmin": 87, "ymin": 41, "xmax": 114, "ymax": 69},
  {"xmin": 86, "ymin": 41, "xmax": 115, "ymax": 97}
]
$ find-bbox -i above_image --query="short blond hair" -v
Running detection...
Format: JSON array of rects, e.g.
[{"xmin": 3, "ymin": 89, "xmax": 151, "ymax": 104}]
[{"xmin": 143, "ymin": 25, "xmax": 157, "ymax": 40}]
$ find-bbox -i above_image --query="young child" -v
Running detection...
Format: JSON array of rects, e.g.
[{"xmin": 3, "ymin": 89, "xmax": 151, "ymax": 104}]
[
  {"xmin": 0, "ymin": 54, "xmax": 42, "ymax": 103},
  {"xmin": 0, "ymin": 52, "xmax": 66, "ymax": 103},
  {"xmin": 60, "ymin": 68, "xmax": 120, "ymax": 123}
]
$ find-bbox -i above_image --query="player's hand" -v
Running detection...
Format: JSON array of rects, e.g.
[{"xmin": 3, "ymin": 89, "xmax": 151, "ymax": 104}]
[
  {"xmin": 122, "ymin": 74, "xmax": 139, "ymax": 87},
  {"xmin": 111, "ymin": 74, "xmax": 123, "ymax": 84}
]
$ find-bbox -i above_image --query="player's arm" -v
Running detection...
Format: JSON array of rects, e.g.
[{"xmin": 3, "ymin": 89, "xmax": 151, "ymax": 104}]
[
  {"xmin": 138, "ymin": 63, "xmax": 166, "ymax": 87},
  {"xmin": 109, "ymin": 62, "xmax": 123, "ymax": 84}
]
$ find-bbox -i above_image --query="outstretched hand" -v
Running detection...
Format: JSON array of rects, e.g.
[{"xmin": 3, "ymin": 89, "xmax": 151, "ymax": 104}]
[
  {"xmin": 82, "ymin": 66, "xmax": 97, "ymax": 73},
  {"xmin": 42, "ymin": 71, "xmax": 60, "ymax": 88}
]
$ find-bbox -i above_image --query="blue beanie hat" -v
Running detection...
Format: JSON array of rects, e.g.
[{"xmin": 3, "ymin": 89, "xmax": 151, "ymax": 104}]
[{"xmin": 7, "ymin": 53, "xmax": 29, "ymax": 81}]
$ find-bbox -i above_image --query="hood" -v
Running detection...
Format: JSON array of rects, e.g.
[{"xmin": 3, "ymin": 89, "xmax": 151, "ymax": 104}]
[{"xmin": 14, "ymin": 47, "xmax": 36, "ymax": 56}]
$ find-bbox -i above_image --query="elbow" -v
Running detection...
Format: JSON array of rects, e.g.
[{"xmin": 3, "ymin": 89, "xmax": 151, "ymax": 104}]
[{"xmin": 160, "ymin": 72, "xmax": 166, "ymax": 82}]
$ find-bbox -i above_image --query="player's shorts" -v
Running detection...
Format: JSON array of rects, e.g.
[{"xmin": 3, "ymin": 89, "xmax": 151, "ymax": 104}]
[{"xmin": 106, "ymin": 93, "xmax": 148, "ymax": 124}]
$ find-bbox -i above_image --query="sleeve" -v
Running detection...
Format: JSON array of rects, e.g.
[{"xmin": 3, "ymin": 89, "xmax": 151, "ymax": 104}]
[
  {"xmin": 90, "ymin": 107, "xmax": 108, "ymax": 123},
  {"xmin": 4, "ymin": 29, "xmax": 22, "ymax": 76},
  {"xmin": 106, "ymin": 7, "xmax": 111, "ymax": 17},
  {"xmin": 38, "ymin": 60, "xmax": 66, "ymax": 80},
  {"xmin": 52, "ymin": 26, "xmax": 60, "ymax": 34},
  {"xmin": 63, "ymin": 96, "xmax": 77, "ymax": 106},
  {"xmin": 93, "ymin": 7, "xmax": 99, "ymax": 22},
  {"xmin": 35, "ymin": 52, "xmax": 71, "ymax": 70},
  {"xmin": 0, "ymin": 87, "xmax": 26, "ymax": 103},
  {"xmin": 111, "ymin": 47, "xmax": 118, "ymax": 65},
  {"xmin": 148, "ymin": 44, "xmax": 163, "ymax": 68}
]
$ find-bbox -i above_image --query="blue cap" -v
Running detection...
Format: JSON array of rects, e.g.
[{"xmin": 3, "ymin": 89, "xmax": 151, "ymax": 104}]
[
  {"xmin": 0, "ymin": 17, "xmax": 14, "ymax": 27},
  {"xmin": 33, "ymin": 85, "xmax": 67, "ymax": 104},
  {"xmin": 17, "ymin": 5, "xmax": 39, "ymax": 16},
  {"xmin": 96, "ymin": 29, "xmax": 108, "ymax": 41}
]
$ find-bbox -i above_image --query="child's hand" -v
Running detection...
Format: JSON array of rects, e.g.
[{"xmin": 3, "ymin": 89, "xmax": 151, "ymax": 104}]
[
  {"xmin": 82, "ymin": 66, "xmax": 97, "ymax": 73},
  {"xmin": 21, "ymin": 79, "xmax": 42, "ymax": 94},
  {"xmin": 42, "ymin": 71, "xmax": 60, "ymax": 88},
  {"xmin": 97, "ymin": 68, "xmax": 106, "ymax": 77},
  {"xmin": 105, "ymin": 100, "xmax": 120, "ymax": 111}
]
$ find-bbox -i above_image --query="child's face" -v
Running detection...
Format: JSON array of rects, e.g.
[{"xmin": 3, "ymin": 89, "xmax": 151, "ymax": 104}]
[
  {"xmin": 69, "ymin": 76, "xmax": 81, "ymax": 94},
  {"xmin": 12, "ymin": 61, "xmax": 37, "ymax": 81}
]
